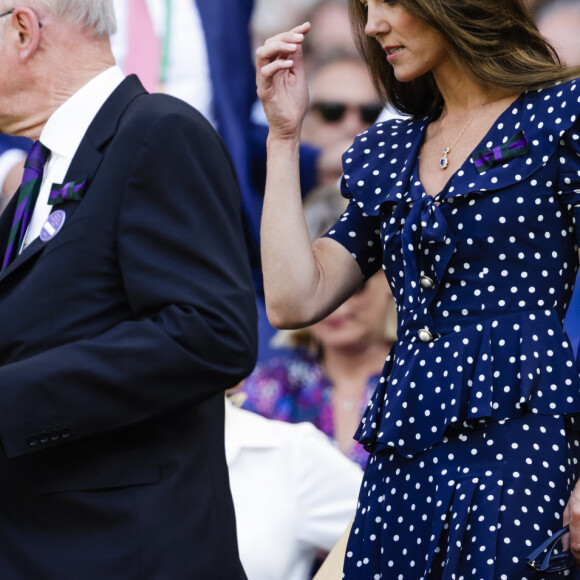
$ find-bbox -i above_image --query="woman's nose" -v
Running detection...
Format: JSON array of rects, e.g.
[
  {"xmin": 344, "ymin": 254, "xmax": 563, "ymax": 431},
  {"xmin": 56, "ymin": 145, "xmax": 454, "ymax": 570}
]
[{"xmin": 365, "ymin": 3, "xmax": 390, "ymax": 38}]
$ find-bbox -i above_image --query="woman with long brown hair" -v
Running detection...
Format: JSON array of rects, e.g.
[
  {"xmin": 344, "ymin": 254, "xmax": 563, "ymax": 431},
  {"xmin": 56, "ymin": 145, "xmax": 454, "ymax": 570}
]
[{"xmin": 255, "ymin": 0, "xmax": 580, "ymax": 576}]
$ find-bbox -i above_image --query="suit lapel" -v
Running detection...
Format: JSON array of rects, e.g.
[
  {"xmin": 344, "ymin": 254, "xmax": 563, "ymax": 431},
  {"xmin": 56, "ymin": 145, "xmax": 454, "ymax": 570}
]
[
  {"xmin": 62, "ymin": 74, "xmax": 146, "ymax": 192},
  {"xmin": 0, "ymin": 75, "xmax": 147, "ymax": 284}
]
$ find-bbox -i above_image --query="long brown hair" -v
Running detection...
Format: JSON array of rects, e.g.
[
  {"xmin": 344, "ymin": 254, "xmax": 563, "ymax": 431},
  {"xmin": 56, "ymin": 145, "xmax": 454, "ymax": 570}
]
[{"xmin": 348, "ymin": 0, "xmax": 580, "ymax": 117}]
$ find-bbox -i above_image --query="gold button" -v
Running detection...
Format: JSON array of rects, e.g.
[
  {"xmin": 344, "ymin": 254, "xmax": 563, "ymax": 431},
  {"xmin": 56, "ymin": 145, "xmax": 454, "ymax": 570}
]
[
  {"xmin": 418, "ymin": 328, "xmax": 434, "ymax": 343},
  {"xmin": 420, "ymin": 275, "xmax": 435, "ymax": 289}
]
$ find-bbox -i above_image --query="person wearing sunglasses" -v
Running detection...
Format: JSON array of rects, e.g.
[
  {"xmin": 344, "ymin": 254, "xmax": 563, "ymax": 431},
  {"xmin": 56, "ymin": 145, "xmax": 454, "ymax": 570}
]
[
  {"xmin": 310, "ymin": 101, "xmax": 383, "ymax": 125},
  {"xmin": 301, "ymin": 52, "xmax": 384, "ymax": 186},
  {"xmin": 256, "ymin": 0, "xmax": 580, "ymax": 577}
]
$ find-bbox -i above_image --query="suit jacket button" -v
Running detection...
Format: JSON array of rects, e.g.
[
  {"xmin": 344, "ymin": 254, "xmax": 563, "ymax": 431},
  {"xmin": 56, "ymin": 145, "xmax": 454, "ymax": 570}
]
[
  {"xmin": 49, "ymin": 430, "xmax": 60, "ymax": 441},
  {"xmin": 60, "ymin": 428, "xmax": 71, "ymax": 439},
  {"xmin": 26, "ymin": 436, "xmax": 38, "ymax": 447},
  {"xmin": 39, "ymin": 431, "xmax": 49, "ymax": 444}
]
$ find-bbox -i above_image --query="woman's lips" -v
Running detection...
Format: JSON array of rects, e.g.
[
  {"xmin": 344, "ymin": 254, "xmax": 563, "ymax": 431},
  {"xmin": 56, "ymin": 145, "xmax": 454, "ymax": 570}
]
[{"xmin": 383, "ymin": 46, "xmax": 404, "ymax": 61}]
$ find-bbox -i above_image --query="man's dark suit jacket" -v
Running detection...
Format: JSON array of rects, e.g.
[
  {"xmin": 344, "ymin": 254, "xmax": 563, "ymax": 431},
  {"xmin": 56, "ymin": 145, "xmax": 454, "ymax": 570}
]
[
  {"xmin": 0, "ymin": 75, "xmax": 257, "ymax": 579},
  {"xmin": 0, "ymin": 0, "xmax": 317, "ymax": 361}
]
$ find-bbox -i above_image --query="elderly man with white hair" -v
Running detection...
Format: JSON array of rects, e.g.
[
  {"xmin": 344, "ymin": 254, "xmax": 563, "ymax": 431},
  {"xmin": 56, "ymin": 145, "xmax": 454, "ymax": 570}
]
[{"xmin": 0, "ymin": 1, "xmax": 257, "ymax": 578}]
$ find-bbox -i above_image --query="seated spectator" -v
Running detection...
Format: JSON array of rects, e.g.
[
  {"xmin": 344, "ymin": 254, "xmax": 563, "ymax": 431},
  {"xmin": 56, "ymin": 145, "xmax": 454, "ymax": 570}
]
[
  {"xmin": 242, "ymin": 185, "xmax": 397, "ymax": 468},
  {"xmin": 301, "ymin": 52, "xmax": 383, "ymax": 187},
  {"xmin": 225, "ymin": 394, "xmax": 361, "ymax": 580},
  {"xmin": 301, "ymin": 0, "xmax": 359, "ymax": 68}
]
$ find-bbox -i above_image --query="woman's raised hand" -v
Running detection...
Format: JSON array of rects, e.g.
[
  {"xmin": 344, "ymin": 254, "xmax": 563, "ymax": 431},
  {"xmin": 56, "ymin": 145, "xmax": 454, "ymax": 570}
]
[{"xmin": 255, "ymin": 22, "xmax": 312, "ymax": 141}]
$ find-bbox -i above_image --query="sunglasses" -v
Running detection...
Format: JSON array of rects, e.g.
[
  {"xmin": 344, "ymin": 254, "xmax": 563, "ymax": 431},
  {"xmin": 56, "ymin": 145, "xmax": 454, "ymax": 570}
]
[
  {"xmin": 311, "ymin": 102, "xmax": 383, "ymax": 125},
  {"xmin": 526, "ymin": 525, "xmax": 575, "ymax": 573}
]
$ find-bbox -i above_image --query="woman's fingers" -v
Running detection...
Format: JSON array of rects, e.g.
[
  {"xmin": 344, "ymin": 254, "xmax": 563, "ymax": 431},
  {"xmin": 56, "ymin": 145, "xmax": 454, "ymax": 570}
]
[
  {"xmin": 257, "ymin": 60, "xmax": 295, "ymax": 97},
  {"xmin": 256, "ymin": 22, "xmax": 311, "ymax": 66},
  {"xmin": 264, "ymin": 21, "xmax": 311, "ymax": 46},
  {"xmin": 255, "ymin": 22, "xmax": 312, "ymax": 136},
  {"xmin": 256, "ymin": 26, "xmax": 309, "ymax": 95},
  {"xmin": 259, "ymin": 59, "xmax": 294, "ymax": 79},
  {"xmin": 256, "ymin": 40, "xmax": 300, "ymax": 68}
]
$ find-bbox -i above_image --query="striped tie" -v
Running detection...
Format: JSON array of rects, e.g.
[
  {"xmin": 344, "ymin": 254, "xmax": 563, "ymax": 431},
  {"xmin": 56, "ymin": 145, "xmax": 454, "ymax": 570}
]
[{"xmin": 2, "ymin": 141, "xmax": 50, "ymax": 271}]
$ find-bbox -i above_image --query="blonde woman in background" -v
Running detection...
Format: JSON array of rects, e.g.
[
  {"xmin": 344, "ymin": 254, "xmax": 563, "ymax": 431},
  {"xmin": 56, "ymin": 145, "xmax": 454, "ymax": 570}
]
[
  {"xmin": 255, "ymin": 0, "xmax": 580, "ymax": 575},
  {"xmin": 242, "ymin": 185, "xmax": 396, "ymax": 469}
]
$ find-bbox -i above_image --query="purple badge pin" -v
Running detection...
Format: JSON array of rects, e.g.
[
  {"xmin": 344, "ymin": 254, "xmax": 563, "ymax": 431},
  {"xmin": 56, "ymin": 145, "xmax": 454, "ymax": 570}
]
[{"xmin": 40, "ymin": 210, "xmax": 66, "ymax": 242}]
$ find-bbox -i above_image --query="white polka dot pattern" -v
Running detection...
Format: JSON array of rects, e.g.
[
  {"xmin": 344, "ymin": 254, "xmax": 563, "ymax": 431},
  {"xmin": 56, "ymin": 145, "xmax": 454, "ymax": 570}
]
[
  {"xmin": 325, "ymin": 77, "xmax": 580, "ymax": 579},
  {"xmin": 343, "ymin": 414, "xmax": 580, "ymax": 579},
  {"xmin": 324, "ymin": 78, "xmax": 580, "ymax": 457}
]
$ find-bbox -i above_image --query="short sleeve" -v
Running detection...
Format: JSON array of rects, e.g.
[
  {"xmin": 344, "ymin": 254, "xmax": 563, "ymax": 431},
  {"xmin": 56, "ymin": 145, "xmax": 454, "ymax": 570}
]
[
  {"xmin": 558, "ymin": 118, "xmax": 580, "ymax": 245},
  {"xmin": 323, "ymin": 194, "xmax": 382, "ymax": 281}
]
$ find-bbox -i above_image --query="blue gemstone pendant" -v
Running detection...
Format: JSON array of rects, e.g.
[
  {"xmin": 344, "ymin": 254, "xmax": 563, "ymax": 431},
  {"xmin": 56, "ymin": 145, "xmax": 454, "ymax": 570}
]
[{"xmin": 440, "ymin": 147, "xmax": 450, "ymax": 170}]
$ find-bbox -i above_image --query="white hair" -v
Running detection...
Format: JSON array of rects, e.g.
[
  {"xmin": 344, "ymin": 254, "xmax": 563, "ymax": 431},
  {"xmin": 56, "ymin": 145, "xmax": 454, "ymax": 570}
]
[{"xmin": 28, "ymin": 0, "xmax": 116, "ymax": 37}]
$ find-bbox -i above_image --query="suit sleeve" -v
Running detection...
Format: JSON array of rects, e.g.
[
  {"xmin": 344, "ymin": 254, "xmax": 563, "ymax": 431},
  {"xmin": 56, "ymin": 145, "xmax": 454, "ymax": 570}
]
[{"xmin": 0, "ymin": 110, "xmax": 258, "ymax": 458}]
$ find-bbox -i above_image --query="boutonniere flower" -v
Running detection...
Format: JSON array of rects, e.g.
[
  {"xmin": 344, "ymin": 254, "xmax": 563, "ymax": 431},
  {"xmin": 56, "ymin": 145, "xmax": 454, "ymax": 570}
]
[
  {"xmin": 48, "ymin": 177, "xmax": 88, "ymax": 206},
  {"xmin": 472, "ymin": 131, "xmax": 529, "ymax": 175}
]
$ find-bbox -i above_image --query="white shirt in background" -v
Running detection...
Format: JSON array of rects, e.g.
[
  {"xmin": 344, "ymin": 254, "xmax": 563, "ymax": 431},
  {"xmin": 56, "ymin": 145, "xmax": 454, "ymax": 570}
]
[{"xmin": 225, "ymin": 400, "xmax": 362, "ymax": 580}]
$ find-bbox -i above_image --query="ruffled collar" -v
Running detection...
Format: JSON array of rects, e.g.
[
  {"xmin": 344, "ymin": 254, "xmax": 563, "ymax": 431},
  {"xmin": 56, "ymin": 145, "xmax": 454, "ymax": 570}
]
[{"xmin": 341, "ymin": 77, "xmax": 580, "ymax": 211}]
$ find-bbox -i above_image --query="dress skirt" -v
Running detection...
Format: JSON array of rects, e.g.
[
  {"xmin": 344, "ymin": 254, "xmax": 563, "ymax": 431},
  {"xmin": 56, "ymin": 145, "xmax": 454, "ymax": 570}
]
[{"xmin": 343, "ymin": 414, "xmax": 580, "ymax": 579}]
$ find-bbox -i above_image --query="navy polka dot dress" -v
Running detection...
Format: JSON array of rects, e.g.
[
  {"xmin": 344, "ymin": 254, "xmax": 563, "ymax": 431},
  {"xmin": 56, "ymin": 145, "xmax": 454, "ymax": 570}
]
[{"xmin": 324, "ymin": 78, "xmax": 580, "ymax": 578}]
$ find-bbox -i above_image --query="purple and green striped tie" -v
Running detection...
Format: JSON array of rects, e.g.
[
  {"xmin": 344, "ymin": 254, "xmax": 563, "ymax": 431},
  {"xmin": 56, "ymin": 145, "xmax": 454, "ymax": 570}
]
[{"xmin": 1, "ymin": 141, "xmax": 50, "ymax": 271}]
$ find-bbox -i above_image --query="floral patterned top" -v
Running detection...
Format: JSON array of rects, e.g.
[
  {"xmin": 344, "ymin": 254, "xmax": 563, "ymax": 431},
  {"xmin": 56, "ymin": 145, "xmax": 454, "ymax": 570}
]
[{"xmin": 241, "ymin": 348, "xmax": 379, "ymax": 469}]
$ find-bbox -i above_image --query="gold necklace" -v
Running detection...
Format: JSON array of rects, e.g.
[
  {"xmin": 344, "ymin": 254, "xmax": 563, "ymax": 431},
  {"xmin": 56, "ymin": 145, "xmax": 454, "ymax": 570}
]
[{"xmin": 437, "ymin": 104, "xmax": 485, "ymax": 170}]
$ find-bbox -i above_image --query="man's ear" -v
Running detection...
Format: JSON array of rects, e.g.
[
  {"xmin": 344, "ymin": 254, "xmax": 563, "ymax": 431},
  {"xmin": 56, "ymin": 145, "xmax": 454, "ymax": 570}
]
[{"xmin": 11, "ymin": 7, "xmax": 42, "ymax": 61}]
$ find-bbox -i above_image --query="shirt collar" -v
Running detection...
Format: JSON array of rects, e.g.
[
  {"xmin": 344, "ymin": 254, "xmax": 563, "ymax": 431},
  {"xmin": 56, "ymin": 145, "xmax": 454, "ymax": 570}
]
[
  {"xmin": 224, "ymin": 399, "xmax": 282, "ymax": 465},
  {"xmin": 40, "ymin": 66, "xmax": 125, "ymax": 158}
]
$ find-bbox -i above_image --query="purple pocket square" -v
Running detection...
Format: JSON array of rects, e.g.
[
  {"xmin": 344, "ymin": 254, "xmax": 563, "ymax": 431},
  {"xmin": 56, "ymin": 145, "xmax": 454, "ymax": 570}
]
[
  {"xmin": 472, "ymin": 131, "xmax": 529, "ymax": 174},
  {"xmin": 48, "ymin": 177, "xmax": 88, "ymax": 206}
]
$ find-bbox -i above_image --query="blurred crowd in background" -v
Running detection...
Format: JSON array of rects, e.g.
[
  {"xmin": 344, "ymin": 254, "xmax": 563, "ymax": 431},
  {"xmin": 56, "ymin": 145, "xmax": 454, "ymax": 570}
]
[{"xmin": 0, "ymin": 0, "xmax": 579, "ymax": 578}]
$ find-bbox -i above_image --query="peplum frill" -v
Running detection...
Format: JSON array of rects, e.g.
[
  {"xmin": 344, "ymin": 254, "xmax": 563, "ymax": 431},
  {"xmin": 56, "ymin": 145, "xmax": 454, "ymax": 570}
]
[
  {"xmin": 355, "ymin": 308, "xmax": 580, "ymax": 457},
  {"xmin": 326, "ymin": 78, "xmax": 580, "ymax": 458}
]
